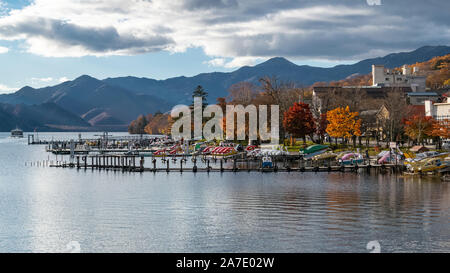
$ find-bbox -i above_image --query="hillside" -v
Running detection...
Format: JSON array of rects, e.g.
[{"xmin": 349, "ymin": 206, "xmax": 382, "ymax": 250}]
[
  {"xmin": 321, "ymin": 53, "xmax": 450, "ymax": 89},
  {"xmin": 0, "ymin": 75, "xmax": 171, "ymax": 130},
  {"xmin": 1, "ymin": 45, "xmax": 449, "ymax": 132},
  {"xmin": 104, "ymin": 46, "xmax": 450, "ymax": 104},
  {"xmin": 0, "ymin": 102, "xmax": 92, "ymax": 132}
]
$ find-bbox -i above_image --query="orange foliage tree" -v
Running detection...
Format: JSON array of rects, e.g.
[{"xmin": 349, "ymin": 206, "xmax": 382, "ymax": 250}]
[
  {"xmin": 326, "ymin": 106, "xmax": 361, "ymax": 146},
  {"xmin": 431, "ymin": 119, "xmax": 450, "ymax": 139},
  {"xmin": 283, "ymin": 102, "xmax": 316, "ymax": 144},
  {"xmin": 144, "ymin": 113, "xmax": 172, "ymax": 135},
  {"xmin": 404, "ymin": 115, "xmax": 434, "ymax": 144}
]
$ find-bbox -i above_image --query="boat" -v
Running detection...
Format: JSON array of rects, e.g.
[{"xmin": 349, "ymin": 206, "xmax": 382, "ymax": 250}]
[
  {"xmin": 407, "ymin": 157, "xmax": 447, "ymax": 173},
  {"xmin": 377, "ymin": 151, "xmax": 402, "ymax": 164},
  {"xmin": 300, "ymin": 144, "xmax": 328, "ymax": 155},
  {"xmin": 339, "ymin": 153, "xmax": 364, "ymax": 165},
  {"xmin": 300, "ymin": 145, "xmax": 329, "ymax": 159},
  {"xmin": 211, "ymin": 146, "xmax": 237, "ymax": 156},
  {"xmin": 10, "ymin": 127, "xmax": 23, "ymax": 138},
  {"xmin": 313, "ymin": 152, "xmax": 337, "ymax": 161},
  {"xmin": 261, "ymin": 156, "xmax": 273, "ymax": 170}
]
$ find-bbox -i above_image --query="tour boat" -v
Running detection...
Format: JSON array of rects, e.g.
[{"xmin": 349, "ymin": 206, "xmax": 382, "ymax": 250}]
[{"xmin": 10, "ymin": 127, "xmax": 24, "ymax": 138}]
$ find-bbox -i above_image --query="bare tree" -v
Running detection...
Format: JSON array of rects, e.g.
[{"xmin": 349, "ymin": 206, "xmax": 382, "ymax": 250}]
[
  {"xmin": 380, "ymin": 89, "xmax": 411, "ymax": 143},
  {"xmin": 259, "ymin": 76, "xmax": 300, "ymax": 142}
]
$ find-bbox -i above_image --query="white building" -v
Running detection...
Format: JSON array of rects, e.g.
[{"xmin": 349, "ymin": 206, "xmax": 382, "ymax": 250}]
[
  {"xmin": 425, "ymin": 98, "xmax": 450, "ymax": 120},
  {"xmin": 372, "ymin": 64, "xmax": 426, "ymax": 92}
]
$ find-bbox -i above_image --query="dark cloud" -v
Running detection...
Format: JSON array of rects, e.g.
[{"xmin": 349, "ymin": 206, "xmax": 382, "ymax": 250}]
[
  {"xmin": 197, "ymin": 0, "xmax": 450, "ymax": 60},
  {"xmin": 0, "ymin": 0, "xmax": 448, "ymax": 60},
  {"xmin": 0, "ymin": 17, "xmax": 173, "ymax": 53}
]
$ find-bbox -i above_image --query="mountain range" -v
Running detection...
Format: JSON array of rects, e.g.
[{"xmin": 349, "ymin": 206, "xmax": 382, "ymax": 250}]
[{"xmin": 0, "ymin": 45, "xmax": 449, "ymax": 132}]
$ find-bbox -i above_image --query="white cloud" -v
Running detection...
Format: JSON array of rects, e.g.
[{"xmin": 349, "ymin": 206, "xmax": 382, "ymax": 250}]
[
  {"xmin": 205, "ymin": 58, "xmax": 226, "ymax": 67},
  {"xmin": 58, "ymin": 77, "xmax": 69, "ymax": 82},
  {"xmin": 0, "ymin": 83, "xmax": 17, "ymax": 94},
  {"xmin": 205, "ymin": 56, "xmax": 262, "ymax": 68},
  {"xmin": 0, "ymin": 0, "xmax": 448, "ymax": 65},
  {"xmin": 0, "ymin": 45, "xmax": 8, "ymax": 53},
  {"xmin": 31, "ymin": 77, "xmax": 54, "ymax": 83}
]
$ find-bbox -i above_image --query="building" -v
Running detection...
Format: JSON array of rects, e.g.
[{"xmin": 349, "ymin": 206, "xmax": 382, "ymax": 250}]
[
  {"xmin": 372, "ymin": 64, "xmax": 426, "ymax": 92},
  {"xmin": 425, "ymin": 98, "xmax": 450, "ymax": 120},
  {"xmin": 407, "ymin": 92, "xmax": 439, "ymax": 105},
  {"xmin": 312, "ymin": 63, "xmax": 438, "ymax": 113},
  {"xmin": 312, "ymin": 86, "xmax": 412, "ymax": 114}
]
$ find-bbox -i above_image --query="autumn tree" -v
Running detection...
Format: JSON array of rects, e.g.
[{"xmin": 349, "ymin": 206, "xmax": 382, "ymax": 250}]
[
  {"xmin": 128, "ymin": 115, "xmax": 148, "ymax": 134},
  {"xmin": 431, "ymin": 119, "xmax": 450, "ymax": 139},
  {"xmin": 144, "ymin": 113, "xmax": 171, "ymax": 135},
  {"xmin": 326, "ymin": 106, "xmax": 362, "ymax": 147},
  {"xmin": 430, "ymin": 119, "xmax": 450, "ymax": 148},
  {"xmin": 404, "ymin": 115, "xmax": 434, "ymax": 144},
  {"xmin": 283, "ymin": 102, "xmax": 316, "ymax": 145}
]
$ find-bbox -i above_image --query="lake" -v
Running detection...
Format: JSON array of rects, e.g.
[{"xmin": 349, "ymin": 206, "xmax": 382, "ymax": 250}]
[{"xmin": 0, "ymin": 132, "xmax": 449, "ymax": 253}]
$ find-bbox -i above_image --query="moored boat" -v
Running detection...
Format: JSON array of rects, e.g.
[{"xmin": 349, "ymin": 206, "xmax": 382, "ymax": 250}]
[{"xmin": 10, "ymin": 127, "xmax": 24, "ymax": 138}]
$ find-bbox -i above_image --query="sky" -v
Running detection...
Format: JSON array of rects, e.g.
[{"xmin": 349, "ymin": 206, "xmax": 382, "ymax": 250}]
[{"xmin": 0, "ymin": 0, "xmax": 449, "ymax": 93}]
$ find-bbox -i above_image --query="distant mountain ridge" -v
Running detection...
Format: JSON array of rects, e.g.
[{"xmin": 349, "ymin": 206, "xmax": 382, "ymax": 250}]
[
  {"xmin": 0, "ymin": 102, "xmax": 91, "ymax": 132},
  {"xmin": 0, "ymin": 75, "xmax": 171, "ymax": 131},
  {"xmin": 104, "ymin": 45, "xmax": 450, "ymax": 104},
  {"xmin": 0, "ymin": 45, "xmax": 449, "ymax": 132}
]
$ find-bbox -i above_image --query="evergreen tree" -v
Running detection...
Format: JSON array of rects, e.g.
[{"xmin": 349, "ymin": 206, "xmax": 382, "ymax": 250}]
[{"xmin": 192, "ymin": 85, "xmax": 208, "ymax": 107}]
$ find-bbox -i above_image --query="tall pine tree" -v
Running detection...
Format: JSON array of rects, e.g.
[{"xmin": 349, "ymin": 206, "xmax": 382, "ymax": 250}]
[{"xmin": 192, "ymin": 85, "xmax": 208, "ymax": 108}]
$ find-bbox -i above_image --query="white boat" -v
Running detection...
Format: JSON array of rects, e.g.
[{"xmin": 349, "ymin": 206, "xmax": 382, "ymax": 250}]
[{"xmin": 11, "ymin": 127, "xmax": 24, "ymax": 138}]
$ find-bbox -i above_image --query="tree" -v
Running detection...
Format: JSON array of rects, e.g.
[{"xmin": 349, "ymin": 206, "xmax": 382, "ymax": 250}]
[
  {"xmin": 316, "ymin": 113, "xmax": 328, "ymax": 143},
  {"xmin": 259, "ymin": 76, "xmax": 302, "ymax": 142},
  {"xmin": 326, "ymin": 106, "xmax": 361, "ymax": 146},
  {"xmin": 283, "ymin": 102, "xmax": 316, "ymax": 145},
  {"xmin": 128, "ymin": 115, "xmax": 148, "ymax": 134},
  {"xmin": 431, "ymin": 119, "xmax": 450, "ymax": 139},
  {"xmin": 144, "ymin": 113, "xmax": 171, "ymax": 135},
  {"xmin": 227, "ymin": 82, "xmax": 258, "ymax": 105},
  {"xmin": 404, "ymin": 115, "xmax": 434, "ymax": 144},
  {"xmin": 192, "ymin": 85, "xmax": 208, "ymax": 107},
  {"xmin": 380, "ymin": 90, "xmax": 411, "ymax": 142}
]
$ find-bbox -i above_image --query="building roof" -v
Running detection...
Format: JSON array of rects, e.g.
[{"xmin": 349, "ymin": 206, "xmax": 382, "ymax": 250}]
[
  {"xmin": 407, "ymin": 92, "xmax": 439, "ymax": 96},
  {"xmin": 313, "ymin": 86, "xmax": 412, "ymax": 99},
  {"xmin": 410, "ymin": 146, "xmax": 429, "ymax": 152}
]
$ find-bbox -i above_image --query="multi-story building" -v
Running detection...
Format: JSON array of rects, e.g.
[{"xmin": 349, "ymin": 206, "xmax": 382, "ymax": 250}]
[
  {"xmin": 372, "ymin": 64, "xmax": 426, "ymax": 92},
  {"xmin": 425, "ymin": 98, "xmax": 450, "ymax": 120}
]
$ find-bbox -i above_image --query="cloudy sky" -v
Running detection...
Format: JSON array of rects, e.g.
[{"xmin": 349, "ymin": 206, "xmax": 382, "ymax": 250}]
[{"xmin": 0, "ymin": 0, "xmax": 449, "ymax": 93}]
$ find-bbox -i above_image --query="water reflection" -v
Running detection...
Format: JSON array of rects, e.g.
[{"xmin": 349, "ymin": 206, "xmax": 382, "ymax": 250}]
[{"xmin": 0, "ymin": 133, "xmax": 449, "ymax": 252}]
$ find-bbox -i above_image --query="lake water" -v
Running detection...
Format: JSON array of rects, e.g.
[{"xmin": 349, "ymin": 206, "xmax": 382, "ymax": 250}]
[{"xmin": 0, "ymin": 132, "xmax": 449, "ymax": 253}]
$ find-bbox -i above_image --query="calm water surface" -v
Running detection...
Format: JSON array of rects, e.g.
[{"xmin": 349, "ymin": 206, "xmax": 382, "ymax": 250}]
[{"xmin": 0, "ymin": 132, "xmax": 449, "ymax": 252}]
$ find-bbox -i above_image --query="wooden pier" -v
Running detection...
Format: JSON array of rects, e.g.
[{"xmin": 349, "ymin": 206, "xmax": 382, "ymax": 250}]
[{"xmin": 47, "ymin": 154, "xmax": 406, "ymax": 174}]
